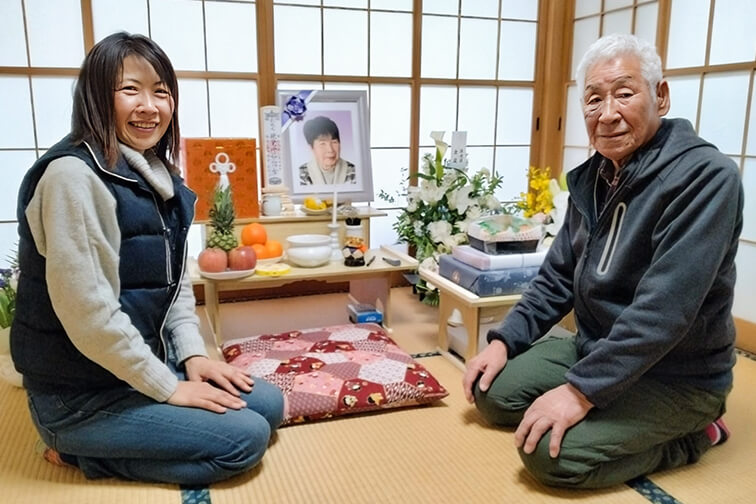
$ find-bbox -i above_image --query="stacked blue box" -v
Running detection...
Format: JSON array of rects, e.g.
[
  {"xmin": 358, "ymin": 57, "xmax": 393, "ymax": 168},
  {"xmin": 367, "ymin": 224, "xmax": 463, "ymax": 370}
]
[{"xmin": 438, "ymin": 254, "xmax": 539, "ymax": 297}]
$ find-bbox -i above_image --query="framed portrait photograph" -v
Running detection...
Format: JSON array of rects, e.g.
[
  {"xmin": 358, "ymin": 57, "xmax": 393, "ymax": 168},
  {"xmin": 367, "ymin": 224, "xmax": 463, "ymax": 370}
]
[{"xmin": 277, "ymin": 90, "xmax": 373, "ymax": 203}]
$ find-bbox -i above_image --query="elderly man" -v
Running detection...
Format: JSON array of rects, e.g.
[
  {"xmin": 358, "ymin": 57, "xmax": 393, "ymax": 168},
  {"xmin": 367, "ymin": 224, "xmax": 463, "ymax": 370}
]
[{"xmin": 462, "ymin": 33, "xmax": 743, "ymax": 489}]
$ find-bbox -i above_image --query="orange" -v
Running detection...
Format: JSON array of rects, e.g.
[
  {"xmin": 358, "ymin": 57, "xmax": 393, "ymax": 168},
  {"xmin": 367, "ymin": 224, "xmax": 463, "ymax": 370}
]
[
  {"xmin": 251, "ymin": 243, "xmax": 269, "ymax": 259},
  {"xmin": 264, "ymin": 239, "xmax": 283, "ymax": 258},
  {"xmin": 241, "ymin": 222, "xmax": 267, "ymax": 246}
]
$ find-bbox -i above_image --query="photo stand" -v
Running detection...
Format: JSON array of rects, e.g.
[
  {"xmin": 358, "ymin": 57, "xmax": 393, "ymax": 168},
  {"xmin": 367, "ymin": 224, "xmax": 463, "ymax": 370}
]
[{"xmin": 277, "ymin": 90, "xmax": 373, "ymax": 204}]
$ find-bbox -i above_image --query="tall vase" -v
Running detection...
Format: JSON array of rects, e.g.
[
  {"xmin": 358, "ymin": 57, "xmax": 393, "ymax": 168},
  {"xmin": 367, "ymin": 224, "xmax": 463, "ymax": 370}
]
[{"xmin": 0, "ymin": 327, "xmax": 23, "ymax": 388}]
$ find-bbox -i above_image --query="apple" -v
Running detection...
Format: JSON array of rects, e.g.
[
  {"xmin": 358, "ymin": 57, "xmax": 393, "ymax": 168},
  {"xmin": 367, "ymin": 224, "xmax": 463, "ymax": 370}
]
[
  {"xmin": 228, "ymin": 245, "xmax": 257, "ymax": 271},
  {"xmin": 198, "ymin": 247, "xmax": 228, "ymax": 272}
]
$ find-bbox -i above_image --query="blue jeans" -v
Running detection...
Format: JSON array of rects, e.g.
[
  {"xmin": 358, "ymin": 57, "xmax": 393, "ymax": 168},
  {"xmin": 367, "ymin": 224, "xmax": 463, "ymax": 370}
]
[{"xmin": 26, "ymin": 375, "xmax": 284, "ymax": 485}]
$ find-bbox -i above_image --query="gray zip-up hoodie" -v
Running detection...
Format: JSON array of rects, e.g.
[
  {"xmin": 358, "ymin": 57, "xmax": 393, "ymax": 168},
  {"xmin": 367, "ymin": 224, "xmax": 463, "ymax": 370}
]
[{"xmin": 488, "ymin": 118, "xmax": 743, "ymax": 408}]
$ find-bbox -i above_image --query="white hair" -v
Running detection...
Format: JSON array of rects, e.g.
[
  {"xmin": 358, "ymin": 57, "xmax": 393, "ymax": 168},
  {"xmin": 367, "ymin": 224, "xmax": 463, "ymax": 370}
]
[{"xmin": 576, "ymin": 33, "xmax": 663, "ymax": 104}]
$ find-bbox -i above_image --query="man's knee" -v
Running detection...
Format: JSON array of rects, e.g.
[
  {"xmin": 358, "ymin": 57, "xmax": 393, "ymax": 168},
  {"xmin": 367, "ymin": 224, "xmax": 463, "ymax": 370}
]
[
  {"xmin": 518, "ymin": 439, "xmax": 615, "ymax": 489},
  {"xmin": 473, "ymin": 383, "xmax": 524, "ymax": 427},
  {"xmin": 518, "ymin": 441, "xmax": 592, "ymax": 488}
]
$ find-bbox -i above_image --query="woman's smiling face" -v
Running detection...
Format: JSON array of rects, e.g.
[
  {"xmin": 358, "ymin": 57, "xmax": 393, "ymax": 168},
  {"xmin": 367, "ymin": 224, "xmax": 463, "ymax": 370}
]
[{"xmin": 113, "ymin": 55, "xmax": 174, "ymax": 153}]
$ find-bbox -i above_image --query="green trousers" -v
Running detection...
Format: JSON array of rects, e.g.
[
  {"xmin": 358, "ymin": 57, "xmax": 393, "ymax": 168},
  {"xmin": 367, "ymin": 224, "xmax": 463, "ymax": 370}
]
[{"xmin": 473, "ymin": 335, "xmax": 729, "ymax": 489}]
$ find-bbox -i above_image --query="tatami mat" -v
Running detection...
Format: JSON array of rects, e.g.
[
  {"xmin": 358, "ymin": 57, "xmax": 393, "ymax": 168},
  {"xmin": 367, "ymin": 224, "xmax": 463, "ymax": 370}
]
[
  {"xmin": 209, "ymin": 354, "xmax": 648, "ymax": 504},
  {"xmin": 643, "ymin": 353, "xmax": 756, "ymax": 504},
  {"xmin": 0, "ymin": 384, "xmax": 179, "ymax": 504},
  {"xmin": 1, "ymin": 287, "xmax": 754, "ymax": 503}
]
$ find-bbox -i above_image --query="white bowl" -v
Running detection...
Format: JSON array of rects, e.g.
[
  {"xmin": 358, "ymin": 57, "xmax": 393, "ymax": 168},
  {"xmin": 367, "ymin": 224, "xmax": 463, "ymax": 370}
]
[{"xmin": 286, "ymin": 234, "xmax": 332, "ymax": 267}]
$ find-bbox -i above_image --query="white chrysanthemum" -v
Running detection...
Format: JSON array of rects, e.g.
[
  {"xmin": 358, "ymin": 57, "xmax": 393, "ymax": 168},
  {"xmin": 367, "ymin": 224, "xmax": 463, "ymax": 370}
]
[
  {"xmin": 419, "ymin": 180, "xmax": 445, "ymax": 204},
  {"xmin": 477, "ymin": 167, "xmax": 491, "ymax": 178},
  {"xmin": 448, "ymin": 186, "xmax": 474, "ymax": 214},
  {"xmin": 481, "ymin": 194, "xmax": 500, "ymax": 210},
  {"xmin": 440, "ymin": 233, "xmax": 460, "ymax": 250},
  {"xmin": 413, "ymin": 221, "xmax": 424, "ymax": 236},
  {"xmin": 406, "ymin": 186, "xmax": 420, "ymax": 212},
  {"xmin": 465, "ymin": 205, "xmax": 482, "ymax": 220},
  {"xmin": 452, "ymin": 233, "xmax": 467, "ymax": 246},
  {"xmin": 441, "ymin": 171, "xmax": 457, "ymax": 187},
  {"xmin": 419, "ymin": 256, "xmax": 438, "ymax": 273},
  {"xmin": 428, "ymin": 220, "xmax": 453, "ymax": 244}
]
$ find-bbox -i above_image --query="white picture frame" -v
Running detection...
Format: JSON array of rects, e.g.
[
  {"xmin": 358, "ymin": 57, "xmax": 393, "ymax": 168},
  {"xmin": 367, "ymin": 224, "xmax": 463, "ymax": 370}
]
[{"xmin": 278, "ymin": 90, "xmax": 374, "ymax": 203}]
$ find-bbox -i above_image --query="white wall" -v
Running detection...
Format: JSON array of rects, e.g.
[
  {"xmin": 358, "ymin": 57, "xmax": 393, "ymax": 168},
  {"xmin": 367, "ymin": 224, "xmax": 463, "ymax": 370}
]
[{"xmin": 733, "ymin": 243, "xmax": 756, "ymax": 321}]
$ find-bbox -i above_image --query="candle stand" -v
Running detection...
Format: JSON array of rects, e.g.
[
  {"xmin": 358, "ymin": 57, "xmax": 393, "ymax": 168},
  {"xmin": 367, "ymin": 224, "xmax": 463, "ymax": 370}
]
[{"xmin": 328, "ymin": 223, "xmax": 342, "ymax": 262}]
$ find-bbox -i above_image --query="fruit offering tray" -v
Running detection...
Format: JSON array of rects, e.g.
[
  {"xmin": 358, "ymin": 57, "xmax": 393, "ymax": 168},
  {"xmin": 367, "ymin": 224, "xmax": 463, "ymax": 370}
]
[
  {"xmin": 300, "ymin": 206, "xmax": 330, "ymax": 216},
  {"xmin": 199, "ymin": 268, "xmax": 256, "ymax": 280}
]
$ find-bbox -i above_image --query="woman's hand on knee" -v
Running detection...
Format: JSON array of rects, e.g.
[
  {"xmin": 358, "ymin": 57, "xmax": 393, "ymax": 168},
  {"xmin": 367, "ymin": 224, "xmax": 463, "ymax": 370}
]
[
  {"xmin": 462, "ymin": 340, "xmax": 509, "ymax": 404},
  {"xmin": 167, "ymin": 380, "xmax": 249, "ymax": 413},
  {"xmin": 184, "ymin": 356, "xmax": 254, "ymax": 396}
]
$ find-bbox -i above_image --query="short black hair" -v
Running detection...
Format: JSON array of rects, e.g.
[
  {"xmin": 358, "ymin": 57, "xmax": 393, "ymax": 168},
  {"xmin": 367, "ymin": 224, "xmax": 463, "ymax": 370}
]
[
  {"xmin": 303, "ymin": 116, "xmax": 340, "ymax": 146},
  {"xmin": 71, "ymin": 32, "xmax": 180, "ymax": 172}
]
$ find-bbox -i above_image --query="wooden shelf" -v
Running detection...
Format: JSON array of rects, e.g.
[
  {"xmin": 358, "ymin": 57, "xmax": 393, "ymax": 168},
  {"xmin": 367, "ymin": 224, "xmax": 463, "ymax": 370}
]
[
  {"xmin": 194, "ymin": 207, "xmax": 386, "ymax": 225},
  {"xmin": 193, "ymin": 246, "xmax": 418, "ymax": 350},
  {"xmin": 196, "ymin": 207, "xmax": 387, "ymax": 249}
]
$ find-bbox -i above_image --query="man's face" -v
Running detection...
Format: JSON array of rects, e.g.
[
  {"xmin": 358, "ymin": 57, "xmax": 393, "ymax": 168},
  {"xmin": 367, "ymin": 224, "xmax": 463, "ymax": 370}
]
[
  {"xmin": 583, "ymin": 54, "xmax": 669, "ymax": 169},
  {"xmin": 311, "ymin": 134, "xmax": 341, "ymax": 171}
]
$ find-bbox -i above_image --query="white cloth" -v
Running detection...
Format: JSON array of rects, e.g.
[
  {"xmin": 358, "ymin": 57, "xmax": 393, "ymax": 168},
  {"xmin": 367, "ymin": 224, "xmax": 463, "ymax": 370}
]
[{"xmin": 118, "ymin": 144, "xmax": 175, "ymax": 201}]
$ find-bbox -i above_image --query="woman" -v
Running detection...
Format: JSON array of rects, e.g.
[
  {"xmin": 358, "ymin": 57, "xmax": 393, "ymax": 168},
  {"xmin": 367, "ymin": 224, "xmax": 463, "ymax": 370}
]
[
  {"xmin": 298, "ymin": 115, "xmax": 356, "ymax": 185},
  {"xmin": 10, "ymin": 32, "xmax": 283, "ymax": 485}
]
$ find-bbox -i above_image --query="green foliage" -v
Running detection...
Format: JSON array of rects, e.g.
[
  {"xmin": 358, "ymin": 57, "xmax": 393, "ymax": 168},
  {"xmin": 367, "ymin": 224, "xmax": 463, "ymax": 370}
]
[
  {"xmin": 381, "ymin": 153, "xmax": 505, "ymax": 266},
  {"xmin": 0, "ymin": 267, "xmax": 18, "ymax": 330},
  {"xmin": 379, "ymin": 152, "xmax": 507, "ymax": 305}
]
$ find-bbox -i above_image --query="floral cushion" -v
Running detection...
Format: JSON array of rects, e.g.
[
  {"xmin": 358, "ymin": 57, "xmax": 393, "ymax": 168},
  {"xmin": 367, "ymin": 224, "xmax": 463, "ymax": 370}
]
[{"xmin": 221, "ymin": 323, "xmax": 448, "ymax": 425}]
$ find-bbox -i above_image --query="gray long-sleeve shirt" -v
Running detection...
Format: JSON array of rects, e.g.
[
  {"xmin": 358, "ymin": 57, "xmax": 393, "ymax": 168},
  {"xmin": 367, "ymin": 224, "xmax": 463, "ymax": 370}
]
[{"xmin": 24, "ymin": 151, "xmax": 207, "ymax": 402}]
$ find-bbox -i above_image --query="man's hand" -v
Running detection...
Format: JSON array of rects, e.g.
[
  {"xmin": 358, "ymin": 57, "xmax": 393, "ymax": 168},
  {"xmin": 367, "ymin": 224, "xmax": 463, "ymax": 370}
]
[
  {"xmin": 514, "ymin": 383, "xmax": 594, "ymax": 458},
  {"xmin": 462, "ymin": 339, "xmax": 509, "ymax": 403},
  {"xmin": 166, "ymin": 356, "xmax": 255, "ymax": 413}
]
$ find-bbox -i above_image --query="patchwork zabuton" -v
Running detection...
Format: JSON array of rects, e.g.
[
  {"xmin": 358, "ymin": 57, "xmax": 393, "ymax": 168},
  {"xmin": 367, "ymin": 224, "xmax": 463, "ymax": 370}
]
[{"xmin": 221, "ymin": 323, "xmax": 448, "ymax": 425}]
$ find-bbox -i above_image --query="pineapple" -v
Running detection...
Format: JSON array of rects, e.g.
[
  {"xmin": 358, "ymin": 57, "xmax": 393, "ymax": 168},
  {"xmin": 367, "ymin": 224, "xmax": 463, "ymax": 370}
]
[{"xmin": 206, "ymin": 184, "xmax": 238, "ymax": 251}]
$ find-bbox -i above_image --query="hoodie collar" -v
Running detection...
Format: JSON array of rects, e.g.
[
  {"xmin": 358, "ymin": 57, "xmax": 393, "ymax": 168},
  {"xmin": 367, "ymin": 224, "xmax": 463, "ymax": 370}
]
[{"xmin": 567, "ymin": 118, "xmax": 705, "ymax": 220}]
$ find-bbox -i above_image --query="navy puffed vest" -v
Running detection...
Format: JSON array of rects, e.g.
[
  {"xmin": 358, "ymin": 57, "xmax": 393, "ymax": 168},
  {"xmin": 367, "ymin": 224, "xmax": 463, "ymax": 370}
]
[{"xmin": 11, "ymin": 135, "xmax": 196, "ymax": 392}]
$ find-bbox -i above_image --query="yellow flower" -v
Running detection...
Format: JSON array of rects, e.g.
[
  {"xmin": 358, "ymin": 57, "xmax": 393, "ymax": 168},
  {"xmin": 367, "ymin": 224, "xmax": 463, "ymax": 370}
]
[{"xmin": 518, "ymin": 166, "xmax": 554, "ymax": 217}]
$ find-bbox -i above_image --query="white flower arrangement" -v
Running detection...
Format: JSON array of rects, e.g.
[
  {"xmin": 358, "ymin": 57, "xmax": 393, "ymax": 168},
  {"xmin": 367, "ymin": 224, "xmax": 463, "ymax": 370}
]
[
  {"xmin": 0, "ymin": 251, "xmax": 22, "ymax": 387},
  {"xmin": 379, "ymin": 132, "xmax": 504, "ymax": 304}
]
